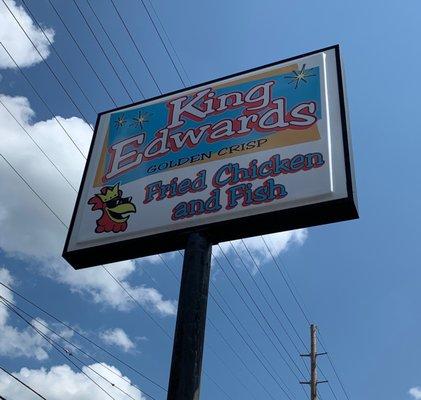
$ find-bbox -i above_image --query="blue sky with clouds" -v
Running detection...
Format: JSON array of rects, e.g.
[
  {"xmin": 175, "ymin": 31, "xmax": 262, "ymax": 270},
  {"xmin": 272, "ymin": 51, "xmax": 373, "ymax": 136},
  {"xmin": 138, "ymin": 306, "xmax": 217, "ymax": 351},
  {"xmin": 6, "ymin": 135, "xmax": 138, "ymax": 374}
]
[{"xmin": 0, "ymin": 0, "xmax": 420, "ymax": 399}]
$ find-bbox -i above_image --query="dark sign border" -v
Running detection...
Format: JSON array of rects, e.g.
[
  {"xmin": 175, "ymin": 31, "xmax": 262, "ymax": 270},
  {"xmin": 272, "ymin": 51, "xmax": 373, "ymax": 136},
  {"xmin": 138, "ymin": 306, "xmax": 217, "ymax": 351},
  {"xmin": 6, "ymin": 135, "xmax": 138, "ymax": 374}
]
[{"xmin": 63, "ymin": 45, "xmax": 358, "ymax": 270}]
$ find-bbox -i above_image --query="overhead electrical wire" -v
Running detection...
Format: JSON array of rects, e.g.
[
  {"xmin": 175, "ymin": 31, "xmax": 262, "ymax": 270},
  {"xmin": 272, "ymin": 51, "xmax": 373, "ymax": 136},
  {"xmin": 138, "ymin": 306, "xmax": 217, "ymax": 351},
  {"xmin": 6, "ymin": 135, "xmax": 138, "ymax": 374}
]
[
  {"xmin": 0, "ymin": 1, "xmax": 348, "ymax": 397},
  {"xmin": 85, "ymin": 0, "xmax": 145, "ymax": 99},
  {"xmin": 0, "ymin": 153, "xmax": 68, "ymax": 229},
  {"xmin": 0, "ymin": 299, "xmax": 119, "ymax": 400},
  {"xmin": 206, "ymin": 319, "xmax": 280, "ymax": 400},
  {"xmin": 44, "ymin": 0, "xmax": 117, "ymax": 106},
  {"xmin": 108, "ymin": 0, "xmax": 163, "ymax": 94},
  {"xmin": 141, "ymin": 254, "xmax": 293, "ymax": 400},
  {"xmin": 0, "ymin": 43, "xmax": 89, "ymax": 157},
  {"xmin": 1, "ymin": 2, "xmax": 289, "ymax": 399},
  {"xmin": 216, "ymin": 245, "xmax": 306, "ymax": 381},
  {"xmin": 239, "ymin": 239, "xmax": 308, "ymax": 350},
  {"xmin": 1, "ymin": 0, "xmax": 92, "ymax": 123},
  {"xmin": 119, "ymin": 5, "xmax": 326, "ymax": 394},
  {"xmin": 261, "ymin": 236, "xmax": 312, "ymax": 324},
  {"xmin": 229, "ymin": 244, "xmax": 311, "ymax": 379},
  {"xmin": 135, "ymin": 0, "xmax": 186, "ymax": 86},
  {"xmin": 0, "ymin": 264, "xmax": 288, "ymax": 400},
  {"xmin": 144, "ymin": 0, "xmax": 191, "ymax": 86},
  {"xmin": 261, "ymin": 246, "xmax": 339, "ymax": 399},
  {"xmin": 0, "ymin": 365, "xmax": 47, "ymax": 400},
  {"xmin": 0, "ymin": 94, "xmax": 250, "ymax": 399},
  {"xmin": 0, "ymin": 295, "xmax": 159, "ymax": 400},
  {"xmin": 20, "ymin": 0, "xmax": 98, "ymax": 115},
  {"xmin": 0, "ymin": 281, "xmax": 167, "ymax": 392},
  {"xmin": 229, "ymin": 241, "xmax": 308, "ymax": 357},
  {"xmin": 259, "ymin": 236, "xmax": 350, "ymax": 399},
  {"xmin": 121, "ymin": 6, "xmax": 334, "ymax": 396},
  {"xmin": 0, "ymin": 97, "xmax": 78, "ymax": 192},
  {"xmin": 102, "ymin": 266, "xmax": 172, "ymax": 340},
  {"xmin": 103, "ymin": 266, "xmax": 237, "ymax": 400},
  {"xmin": 172, "ymin": 251, "xmax": 296, "ymax": 400},
  {"xmin": 70, "ymin": 0, "xmax": 135, "ymax": 103},
  {"xmin": 205, "ymin": 337, "xmax": 261, "ymax": 400},
  {"xmin": 0, "ymin": 148, "xmax": 234, "ymax": 399},
  {"xmin": 122, "ymin": 1, "xmax": 349, "ymax": 396},
  {"xmin": 106, "ymin": 254, "xmax": 278, "ymax": 398},
  {"xmin": 0, "ymin": 9, "xmax": 302, "ymax": 396},
  {"xmin": 0, "ymin": 153, "xmax": 234, "ymax": 400}
]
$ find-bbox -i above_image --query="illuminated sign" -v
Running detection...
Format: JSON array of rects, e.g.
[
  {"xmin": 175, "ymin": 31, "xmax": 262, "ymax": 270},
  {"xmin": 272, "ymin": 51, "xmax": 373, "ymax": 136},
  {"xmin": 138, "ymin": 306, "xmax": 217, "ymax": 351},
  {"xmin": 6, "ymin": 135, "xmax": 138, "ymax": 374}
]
[{"xmin": 64, "ymin": 45, "xmax": 358, "ymax": 269}]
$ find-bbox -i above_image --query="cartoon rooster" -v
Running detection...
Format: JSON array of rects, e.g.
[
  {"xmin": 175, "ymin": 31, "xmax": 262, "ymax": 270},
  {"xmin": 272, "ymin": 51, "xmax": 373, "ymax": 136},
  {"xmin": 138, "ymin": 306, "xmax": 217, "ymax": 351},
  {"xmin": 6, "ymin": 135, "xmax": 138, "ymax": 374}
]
[{"xmin": 88, "ymin": 184, "xmax": 136, "ymax": 233}]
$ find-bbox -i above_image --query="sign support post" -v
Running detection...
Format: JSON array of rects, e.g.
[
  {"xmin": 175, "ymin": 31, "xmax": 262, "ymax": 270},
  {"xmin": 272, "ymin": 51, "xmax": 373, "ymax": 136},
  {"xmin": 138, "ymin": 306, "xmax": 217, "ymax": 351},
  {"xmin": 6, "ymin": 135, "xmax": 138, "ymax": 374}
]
[{"xmin": 167, "ymin": 231, "xmax": 212, "ymax": 400}]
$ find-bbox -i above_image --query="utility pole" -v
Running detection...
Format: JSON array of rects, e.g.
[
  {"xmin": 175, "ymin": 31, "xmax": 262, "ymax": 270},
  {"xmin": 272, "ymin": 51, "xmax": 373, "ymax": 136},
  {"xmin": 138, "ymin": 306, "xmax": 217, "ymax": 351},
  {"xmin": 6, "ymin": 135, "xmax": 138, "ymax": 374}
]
[{"xmin": 300, "ymin": 324, "xmax": 327, "ymax": 400}]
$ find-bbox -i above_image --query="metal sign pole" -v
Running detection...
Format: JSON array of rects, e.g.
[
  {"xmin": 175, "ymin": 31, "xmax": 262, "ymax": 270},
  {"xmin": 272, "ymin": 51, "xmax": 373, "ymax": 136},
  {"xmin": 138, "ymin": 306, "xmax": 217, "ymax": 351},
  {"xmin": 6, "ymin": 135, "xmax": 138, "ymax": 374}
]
[{"xmin": 167, "ymin": 231, "xmax": 212, "ymax": 400}]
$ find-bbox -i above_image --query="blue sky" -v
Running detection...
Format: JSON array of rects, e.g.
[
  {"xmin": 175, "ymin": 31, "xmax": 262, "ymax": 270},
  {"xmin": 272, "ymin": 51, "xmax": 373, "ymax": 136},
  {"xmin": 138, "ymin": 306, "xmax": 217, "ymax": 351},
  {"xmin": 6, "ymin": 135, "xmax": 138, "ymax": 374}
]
[{"xmin": 0, "ymin": 0, "xmax": 420, "ymax": 399}]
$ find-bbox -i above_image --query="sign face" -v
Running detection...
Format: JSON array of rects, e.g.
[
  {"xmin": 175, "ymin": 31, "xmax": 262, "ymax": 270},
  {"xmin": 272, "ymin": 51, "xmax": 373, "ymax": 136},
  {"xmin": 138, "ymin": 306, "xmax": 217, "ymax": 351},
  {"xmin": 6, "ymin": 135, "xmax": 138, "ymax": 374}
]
[{"xmin": 64, "ymin": 45, "xmax": 358, "ymax": 269}]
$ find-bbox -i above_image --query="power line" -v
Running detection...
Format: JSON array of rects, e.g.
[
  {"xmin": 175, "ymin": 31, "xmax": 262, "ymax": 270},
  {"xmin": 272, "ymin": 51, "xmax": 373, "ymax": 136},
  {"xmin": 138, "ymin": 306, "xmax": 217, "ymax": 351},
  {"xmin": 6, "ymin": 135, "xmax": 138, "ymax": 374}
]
[
  {"xmin": 318, "ymin": 338, "xmax": 351, "ymax": 400},
  {"xmin": 20, "ymin": 0, "xmax": 98, "ymax": 115},
  {"xmin": 229, "ymin": 241, "xmax": 308, "ymax": 358},
  {"xmin": 0, "ymin": 299, "xmax": 118, "ymax": 400},
  {"xmin": 2, "ymin": 2, "xmax": 347, "ymax": 395},
  {"xmin": 240, "ymin": 239, "xmax": 308, "ymax": 350},
  {"xmin": 0, "ymin": 153, "xmax": 68, "ymax": 229},
  {"xmin": 143, "ymin": 0, "xmax": 191, "ymax": 85},
  {"xmin": 119, "ymin": 5, "xmax": 335, "ymax": 394},
  {"xmin": 0, "ymin": 117, "xmax": 319, "ymax": 400},
  {"xmin": 0, "ymin": 43, "xmax": 88, "ymax": 158},
  {"xmin": 102, "ymin": 266, "xmax": 238, "ymax": 400},
  {"xmin": 260, "ymin": 236, "xmax": 349, "ymax": 400},
  {"xmin": 0, "ymin": 365, "xmax": 47, "ymax": 400},
  {"xmin": 108, "ymin": 0, "xmax": 162, "ymax": 94},
  {"xmin": 85, "ymin": 0, "xmax": 145, "ymax": 98},
  {"xmin": 120, "ymin": 8, "xmax": 332, "ymax": 392},
  {"xmin": 0, "ymin": 98, "xmax": 78, "ymax": 191},
  {"xmin": 208, "ymin": 288, "xmax": 292, "ymax": 400},
  {"xmin": 0, "ymin": 296, "xmax": 158, "ymax": 400},
  {"xmin": 105, "ymin": 248, "xmax": 294, "ymax": 400},
  {"xmin": 0, "ymin": 281, "xmax": 166, "ymax": 393},
  {"xmin": 174, "ymin": 250, "xmax": 300, "ymax": 399},
  {"xmin": 171, "ymin": 252, "xmax": 292, "ymax": 400},
  {"xmin": 1, "ymin": 0, "xmax": 92, "ymax": 123},
  {"xmin": 216, "ymin": 244, "xmax": 306, "ymax": 381},
  {"xmin": 207, "ymin": 319, "xmax": 278, "ymax": 400},
  {"xmin": 0, "ymin": 156, "xmax": 172, "ymax": 396},
  {"xmin": 202, "ymin": 371, "xmax": 235, "ymax": 400},
  {"xmin": 151, "ymin": 253, "xmax": 293, "ymax": 400},
  {"xmin": 102, "ymin": 266, "xmax": 172, "ymax": 340},
  {"xmin": 136, "ymin": 0, "xmax": 186, "ymax": 86},
  {"xmin": 205, "ymin": 339, "xmax": 260, "ymax": 400},
  {"xmin": 44, "ymin": 0, "xmax": 117, "ymax": 106},
  {"xmin": 70, "ymin": 0, "xmax": 135, "ymax": 102},
  {"xmin": 0, "ymin": 99, "xmax": 240, "ymax": 399},
  {"xmin": 127, "ymin": 10, "xmax": 344, "ymax": 395},
  {"xmin": 261, "ymin": 236, "xmax": 311, "ymax": 325}
]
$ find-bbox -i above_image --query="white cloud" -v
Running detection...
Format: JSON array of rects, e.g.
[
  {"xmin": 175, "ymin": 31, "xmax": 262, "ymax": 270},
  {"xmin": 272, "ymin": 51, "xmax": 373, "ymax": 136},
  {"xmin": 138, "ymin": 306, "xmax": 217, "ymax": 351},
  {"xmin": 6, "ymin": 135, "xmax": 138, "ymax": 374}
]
[
  {"xmin": 410, "ymin": 387, "xmax": 421, "ymax": 400},
  {"xmin": 0, "ymin": 94, "xmax": 89, "ymax": 259},
  {"xmin": 213, "ymin": 229, "xmax": 308, "ymax": 273},
  {"xmin": 0, "ymin": 0, "xmax": 54, "ymax": 69},
  {"xmin": 0, "ymin": 363, "xmax": 146, "ymax": 400},
  {"xmin": 0, "ymin": 94, "xmax": 176, "ymax": 315},
  {"xmin": 100, "ymin": 328, "xmax": 135, "ymax": 352},
  {"xmin": 43, "ymin": 260, "xmax": 177, "ymax": 315}
]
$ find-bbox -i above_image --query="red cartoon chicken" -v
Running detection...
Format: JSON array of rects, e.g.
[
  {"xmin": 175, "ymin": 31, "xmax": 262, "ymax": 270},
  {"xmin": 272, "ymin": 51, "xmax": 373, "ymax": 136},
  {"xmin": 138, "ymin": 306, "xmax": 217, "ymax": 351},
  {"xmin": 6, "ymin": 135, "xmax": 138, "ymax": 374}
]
[{"xmin": 88, "ymin": 184, "xmax": 136, "ymax": 233}]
